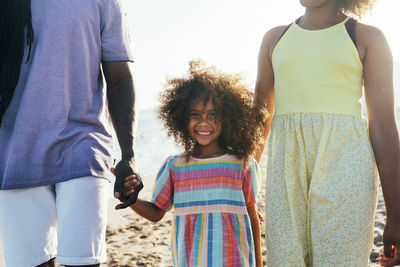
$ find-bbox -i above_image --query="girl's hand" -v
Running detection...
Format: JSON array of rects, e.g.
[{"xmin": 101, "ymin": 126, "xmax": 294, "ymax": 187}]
[
  {"xmin": 112, "ymin": 169, "xmax": 141, "ymax": 198},
  {"xmin": 379, "ymin": 245, "xmax": 400, "ymax": 266},
  {"xmin": 111, "ymin": 166, "xmax": 143, "ymax": 209},
  {"xmin": 381, "ymin": 219, "xmax": 400, "ymax": 266}
]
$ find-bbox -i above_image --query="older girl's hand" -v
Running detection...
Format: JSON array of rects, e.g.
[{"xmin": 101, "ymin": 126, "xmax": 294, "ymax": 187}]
[{"xmin": 380, "ymin": 245, "xmax": 400, "ymax": 266}]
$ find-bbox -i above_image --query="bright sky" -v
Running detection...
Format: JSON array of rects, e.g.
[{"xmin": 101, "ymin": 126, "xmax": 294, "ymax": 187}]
[{"xmin": 123, "ymin": 0, "xmax": 400, "ymax": 111}]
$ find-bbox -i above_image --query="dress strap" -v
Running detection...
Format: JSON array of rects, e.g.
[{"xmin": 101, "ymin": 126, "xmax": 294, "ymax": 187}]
[
  {"xmin": 345, "ymin": 18, "xmax": 358, "ymax": 47},
  {"xmin": 276, "ymin": 22, "xmax": 293, "ymax": 44}
]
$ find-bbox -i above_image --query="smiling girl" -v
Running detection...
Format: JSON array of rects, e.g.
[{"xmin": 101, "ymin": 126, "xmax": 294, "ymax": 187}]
[{"xmin": 117, "ymin": 60, "xmax": 268, "ymax": 266}]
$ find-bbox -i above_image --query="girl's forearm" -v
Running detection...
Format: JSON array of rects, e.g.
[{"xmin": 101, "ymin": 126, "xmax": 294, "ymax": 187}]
[
  {"xmin": 130, "ymin": 198, "xmax": 166, "ymax": 223},
  {"xmin": 369, "ymin": 125, "xmax": 400, "ymax": 219},
  {"xmin": 253, "ymin": 221, "xmax": 262, "ymax": 267},
  {"xmin": 248, "ymin": 205, "xmax": 262, "ymax": 267}
]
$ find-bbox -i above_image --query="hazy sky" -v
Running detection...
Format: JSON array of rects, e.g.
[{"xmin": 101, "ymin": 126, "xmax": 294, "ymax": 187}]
[{"xmin": 123, "ymin": 0, "xmax": 400, "ymax": 111}]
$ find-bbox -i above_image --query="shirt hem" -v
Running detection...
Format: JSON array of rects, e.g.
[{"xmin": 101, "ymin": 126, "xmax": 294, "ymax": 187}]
[
  {"xmin": 0, "ymin": 171, "xmax": 111, "ymax": 190},
  {"xmin": 102, "ymin": 54, "xmax": 134, "ymax": 62}
]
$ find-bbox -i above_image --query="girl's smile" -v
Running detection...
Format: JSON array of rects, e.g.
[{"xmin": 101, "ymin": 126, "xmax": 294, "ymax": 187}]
[{"xmin": 188, "ymin": 99, "xmax": 224, "ymax": 157}]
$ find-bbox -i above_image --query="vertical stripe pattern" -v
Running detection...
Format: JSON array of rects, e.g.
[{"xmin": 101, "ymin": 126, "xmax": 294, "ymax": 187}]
[{"xmin": 151, "ymin": 153, "xmax": 260, "ymax": 266}]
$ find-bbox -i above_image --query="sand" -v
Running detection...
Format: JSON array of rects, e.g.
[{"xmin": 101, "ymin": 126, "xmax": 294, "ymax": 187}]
[{"xmin": 0, "ymin": 151, "xmax": 388, "ymax": 266}]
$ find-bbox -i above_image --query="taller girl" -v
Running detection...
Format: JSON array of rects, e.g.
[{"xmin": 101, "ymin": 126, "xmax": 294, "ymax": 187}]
[{"xmin": 255, "ymin": 0, "xmax": 400, "ymax": 266}]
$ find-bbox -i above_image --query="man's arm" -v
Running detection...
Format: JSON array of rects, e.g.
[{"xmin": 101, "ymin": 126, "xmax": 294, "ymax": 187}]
[
  {"xmin": 103, "ymin": 61, "xmax": 135, "ymax": 159},
  {"xmin": 103, "ymin": 61, "xmax": 143, "ymax": 208}
]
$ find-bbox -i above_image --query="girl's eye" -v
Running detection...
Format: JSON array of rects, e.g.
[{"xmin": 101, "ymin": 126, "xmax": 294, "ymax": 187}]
[
  {"xmin": 190, "ymin": 113, "xmax": 201, "ymax": 119},
  {"xmin": 207, "ymin": 113, "xmax": 216, "ymax": 119}
]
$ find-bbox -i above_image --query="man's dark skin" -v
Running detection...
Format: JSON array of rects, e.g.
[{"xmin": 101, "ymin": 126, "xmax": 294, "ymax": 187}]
[
  {"xmin": 36, "ymin": 61, "xmax": 142, "ymax": 267},
  {"xmin": 104, "ymin": 61, "xmax": 144, "ymax": 209}
]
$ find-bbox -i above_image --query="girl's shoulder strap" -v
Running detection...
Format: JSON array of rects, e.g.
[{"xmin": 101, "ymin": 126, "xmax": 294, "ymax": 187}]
[
  {"xmin": 345, "ymin": 17, "xmax": 358, "ymax": 47},
  {"xmin": 275, "ymin": 17, "xmax": 358, "ymax": 48},
  {"xmin": 276, "ymin": 21, "xmax": 294, "ymax": 44}
]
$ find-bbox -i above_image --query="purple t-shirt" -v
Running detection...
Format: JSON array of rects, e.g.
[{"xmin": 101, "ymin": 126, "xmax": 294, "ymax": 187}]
[{"xmin": 0, "ymin": 0, "xmax": 134, "ymax": 189}]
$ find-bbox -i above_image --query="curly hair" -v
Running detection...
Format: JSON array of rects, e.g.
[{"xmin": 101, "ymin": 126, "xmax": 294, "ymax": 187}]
[
  {"xmin": 158, "ymin": 60, "xmax": 268, "ymax": 160},
  {"xmin": 336, "ymin": 0, "xmax": 378, "ymax": 18}
]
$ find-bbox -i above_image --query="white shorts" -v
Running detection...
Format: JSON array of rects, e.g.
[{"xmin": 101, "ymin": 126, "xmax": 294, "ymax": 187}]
[{"xmin": 0, "ymin": 176, "xmax": 111, "ymax": 267}]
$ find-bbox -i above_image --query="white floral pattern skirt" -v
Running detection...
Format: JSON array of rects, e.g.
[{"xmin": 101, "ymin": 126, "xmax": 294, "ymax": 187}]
[{"xmin": 265, "ymin": 113, "xmax": 378, "ymax": 267}]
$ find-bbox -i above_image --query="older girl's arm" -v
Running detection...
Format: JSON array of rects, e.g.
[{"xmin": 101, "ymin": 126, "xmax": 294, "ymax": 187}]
[
  {"xmin": 254, "ymin": 26, "xmax": 288, "ymax": 162},
  {"xmin": 362, "ymin": 24, "xmax": 400, "ymax": 259}
]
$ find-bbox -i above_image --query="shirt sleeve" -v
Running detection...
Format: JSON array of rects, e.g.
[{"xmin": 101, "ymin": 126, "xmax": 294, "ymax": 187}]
[
  {"xmin": 242, "ymin": 157, "xmax": 261, "ymax": 207},
  {"xmin": 100, "ymin": 0, "xmax": 134, "ymax": 62},
  {"xmin": 151, "ymin": 156, "xmax": 176, "ymax": 211}
]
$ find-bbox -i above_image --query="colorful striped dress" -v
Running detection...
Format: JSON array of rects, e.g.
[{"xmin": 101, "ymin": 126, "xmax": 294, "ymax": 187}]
[{"xmin": 151, "ymin": 153, "xmax": 260, "ymax": 267}]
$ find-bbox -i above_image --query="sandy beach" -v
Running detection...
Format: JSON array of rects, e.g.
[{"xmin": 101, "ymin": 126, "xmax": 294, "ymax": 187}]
[{"xmin": 0, "ymin": 150, "xmax": 388, "ymax": 266}]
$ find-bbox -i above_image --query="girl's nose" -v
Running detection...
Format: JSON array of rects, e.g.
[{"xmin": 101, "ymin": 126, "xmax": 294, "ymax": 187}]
[{"xmin": 198, "ymin": 116, "xmax": 209, "ymax": 124}]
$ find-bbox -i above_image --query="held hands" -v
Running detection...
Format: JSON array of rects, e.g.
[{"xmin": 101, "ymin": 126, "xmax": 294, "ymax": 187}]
[{"xmin": 112, "ymin": 159, "xmax": 143, "ymax": 210}]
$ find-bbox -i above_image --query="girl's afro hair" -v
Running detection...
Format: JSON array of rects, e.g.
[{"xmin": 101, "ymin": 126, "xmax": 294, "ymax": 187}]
[{"xmin": 158, "ymin": 60, "xmax": 268, "ymax": 159}]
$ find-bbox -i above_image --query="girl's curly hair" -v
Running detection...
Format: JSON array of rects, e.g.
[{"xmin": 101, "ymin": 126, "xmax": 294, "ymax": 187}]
[
  {"xmin": 158, "ymin": 60, "xmax": 268, "ymax": 160},
  {"xmin": 336, "ymin": 0, "xmax": 378, "ymax": 18}
]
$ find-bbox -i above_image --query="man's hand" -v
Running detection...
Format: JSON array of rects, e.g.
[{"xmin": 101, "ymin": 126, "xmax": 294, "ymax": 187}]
[{"xmin": 112, "ymin": 159, "xmax": 143, "ymax": 209}]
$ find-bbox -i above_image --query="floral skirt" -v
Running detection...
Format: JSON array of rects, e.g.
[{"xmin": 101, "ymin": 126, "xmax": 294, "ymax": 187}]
[{"xmin": 265, "ymin": 113, "xmax": 378, "ymax": 267}]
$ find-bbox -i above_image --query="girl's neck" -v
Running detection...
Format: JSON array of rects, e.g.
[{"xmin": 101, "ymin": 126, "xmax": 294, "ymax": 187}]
[
  {"xmin": 300, "ymin": 5, "xmax": 346, "ymax": 30},
  {"xmin": 192, "ymin": 146, "xmax": 227, "ymax": 159}
]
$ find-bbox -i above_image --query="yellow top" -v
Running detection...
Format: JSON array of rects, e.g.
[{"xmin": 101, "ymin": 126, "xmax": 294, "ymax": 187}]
[{"xmin": 272, "ymin": 18, "xmax": 363, "ymax": 116}]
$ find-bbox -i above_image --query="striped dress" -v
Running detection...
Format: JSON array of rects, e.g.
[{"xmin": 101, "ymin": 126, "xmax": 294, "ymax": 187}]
[{"xmin": 151, "ymin": 153, "xmax": 260, "ymax": 267}]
